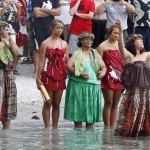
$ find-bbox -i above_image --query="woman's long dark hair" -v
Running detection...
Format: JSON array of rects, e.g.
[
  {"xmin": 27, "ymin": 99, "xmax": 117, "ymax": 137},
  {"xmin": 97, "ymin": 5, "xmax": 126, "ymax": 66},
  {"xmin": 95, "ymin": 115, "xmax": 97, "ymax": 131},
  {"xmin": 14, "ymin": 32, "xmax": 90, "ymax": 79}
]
[{"xmin": 125, "ymin": 34, "xmax": 145, "ymax": 56}]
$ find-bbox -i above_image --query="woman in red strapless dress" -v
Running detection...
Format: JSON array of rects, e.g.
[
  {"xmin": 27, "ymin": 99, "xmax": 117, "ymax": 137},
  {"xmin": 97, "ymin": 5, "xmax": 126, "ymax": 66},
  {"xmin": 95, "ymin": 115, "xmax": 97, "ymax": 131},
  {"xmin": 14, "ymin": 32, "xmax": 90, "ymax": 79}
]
[
  {"xmin": 36, "ymin": 19, "xmax": 69, "ymax": 128},
  {"xmin": 97, "ymin": 24, "xmax": 124, "ymax": 127}
]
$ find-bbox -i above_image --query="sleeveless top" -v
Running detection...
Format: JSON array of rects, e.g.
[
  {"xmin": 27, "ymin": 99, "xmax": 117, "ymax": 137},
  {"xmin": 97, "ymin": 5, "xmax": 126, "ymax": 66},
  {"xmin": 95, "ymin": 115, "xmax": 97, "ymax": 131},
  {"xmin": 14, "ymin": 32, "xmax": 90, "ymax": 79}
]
[
  {"xmin": 101, "ymin": 50, "xmax": 124, "ymax": 90},
  {"xmin": 71, "ymin": 60, "xmax": 100, "ymax": 85},
  {"xmin": 42, "ymin": 39, "xmax": 67, "ymax": 81},
  {"xmin": 121, "ymin": 61, "xmax": 150, "ymax": 88}
]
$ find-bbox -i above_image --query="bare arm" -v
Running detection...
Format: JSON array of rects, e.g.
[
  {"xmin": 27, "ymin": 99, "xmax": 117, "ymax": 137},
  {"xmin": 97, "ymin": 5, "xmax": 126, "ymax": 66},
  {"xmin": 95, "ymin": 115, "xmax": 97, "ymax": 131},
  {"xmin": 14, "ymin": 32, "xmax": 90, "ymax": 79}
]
[
  {"xmin": 96, "ymin": 0, "xmax": 110, "ymax": 14},
  {"xmin": 146, "ymin": 52, "xmax": 150, "ymax": 61},
  {"xmin": 98, "ymin": 55, "xmax": 107, "ymax": 79},
  {"xmin": 117, "ymin": 20, "xmax": 131, "ymax": 63},
  {"xmin": 33, "ymin": 7, "xmax": 50, "ymax": 18},
  {"xmin": 0, "ymin": 40, "xmax": 6, "ymax": 50},
  {"xmin": 64, "ymin": 41, "xmax": 69, "ymax": 62},
  {"xmin": 13, "ymin": 3, "xmax": 21, "ymax": 18},
  {"xmin": 0, "ymin": 31, "xmax": 10, "ymax": 50},
  {"xmin": 122, "ymin": 0, "xmax": 135, "ymax": 14},
  {"xmin": 97, "ymin": 43, "xmax": 104, "ymax": 58},
  {"xmin": 75, "ymin": 11, "xmax": 94, "ymax": 19},
  {"xmin": 69, "ymin": 0, "xmax": 81, "ymax": 16},
  {"xmin": 66, "ymin": 51, "xmax": 77, "ymax": 74},
  {"xmin": 36, "ymin": 41, "xmax": 47, "ymax": 89},
  {"xmin": 40, "ymin": 7, "xmax": 61, "ymax": 16}
]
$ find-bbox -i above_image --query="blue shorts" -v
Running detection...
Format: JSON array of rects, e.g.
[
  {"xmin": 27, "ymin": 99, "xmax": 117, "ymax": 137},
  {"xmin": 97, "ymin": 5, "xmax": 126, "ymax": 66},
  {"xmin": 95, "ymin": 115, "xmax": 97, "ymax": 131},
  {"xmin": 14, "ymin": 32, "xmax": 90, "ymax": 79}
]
[{"xmin": 68, "ymin": 34, "xmax": 78, "ymax": 54}]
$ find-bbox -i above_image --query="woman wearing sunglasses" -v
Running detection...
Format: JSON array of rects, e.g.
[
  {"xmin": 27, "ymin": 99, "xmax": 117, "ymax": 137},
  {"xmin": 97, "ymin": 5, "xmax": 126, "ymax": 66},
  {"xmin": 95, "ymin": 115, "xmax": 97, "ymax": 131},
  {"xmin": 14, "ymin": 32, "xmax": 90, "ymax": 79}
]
[{"xmin": 64, "ymin": 32, "xmax": 106, "ymax": 128}]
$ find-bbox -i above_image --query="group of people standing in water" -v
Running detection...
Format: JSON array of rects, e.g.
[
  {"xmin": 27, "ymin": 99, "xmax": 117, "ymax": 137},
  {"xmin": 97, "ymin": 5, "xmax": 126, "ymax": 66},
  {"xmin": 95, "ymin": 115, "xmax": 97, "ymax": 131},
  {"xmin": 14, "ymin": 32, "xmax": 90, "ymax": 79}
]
[
  {"xmin": 36, "ymin": 19, "xmax": 150, "ymax": 138},
  {"xmin": 0, "ymin": 18, "xmax": 150, "ymax": 138},
  {"xmin": 0, "ymin": 0, "xmax": 150, "ymax": 139}
]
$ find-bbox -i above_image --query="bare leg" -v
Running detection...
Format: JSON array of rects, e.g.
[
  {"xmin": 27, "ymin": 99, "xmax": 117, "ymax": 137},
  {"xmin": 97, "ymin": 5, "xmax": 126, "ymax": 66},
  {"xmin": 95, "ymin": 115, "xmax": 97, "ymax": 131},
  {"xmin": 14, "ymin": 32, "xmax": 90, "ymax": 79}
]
[
  {"xmin": 86, "ymin": 123, "xmax": 94, "ymax": 129},
  {"xmin": 110, "ymin": 90, "xmax": 122, "ymax": 127},
  {"xmin": 102, "ymin": 89, "xmax": 114, "ymax": 127},
  {"xmin": 42, "ymin": 91, "xmax": 53, "ymax": 128},
  {"xmin": 33, "ymin": 50, "xmax": 39, "ymax": 78},
  {"xmin": 52, "ymin": 90, "xmax": 63, "ymax": 129},
  {"xmin": 2, "ymin": 120, "xmax": 11, "ymax": 129},
  {"xmin": 42, "ymin": 102, "xmax": 51, "ymax": 128},
  {"xmin": 74, "ymin": 122, "xmax": 82, "ymax": 128}
]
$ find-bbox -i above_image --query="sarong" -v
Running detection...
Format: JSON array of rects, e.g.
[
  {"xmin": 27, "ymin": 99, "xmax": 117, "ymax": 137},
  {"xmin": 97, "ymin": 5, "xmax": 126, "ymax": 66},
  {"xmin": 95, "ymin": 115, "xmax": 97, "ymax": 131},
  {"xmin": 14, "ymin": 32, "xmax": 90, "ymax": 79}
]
[{"xmin": 0, "ymin": 70, "xmax": 17, "ymax": 121}]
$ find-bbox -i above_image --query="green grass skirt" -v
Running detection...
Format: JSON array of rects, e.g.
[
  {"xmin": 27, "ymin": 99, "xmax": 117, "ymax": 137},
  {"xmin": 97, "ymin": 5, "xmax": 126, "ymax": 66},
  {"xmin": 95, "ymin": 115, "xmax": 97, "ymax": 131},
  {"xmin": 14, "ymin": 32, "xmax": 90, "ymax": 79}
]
[{"xmin": 64, "ymin": 80, "xmax": 103, "ymax": 123}]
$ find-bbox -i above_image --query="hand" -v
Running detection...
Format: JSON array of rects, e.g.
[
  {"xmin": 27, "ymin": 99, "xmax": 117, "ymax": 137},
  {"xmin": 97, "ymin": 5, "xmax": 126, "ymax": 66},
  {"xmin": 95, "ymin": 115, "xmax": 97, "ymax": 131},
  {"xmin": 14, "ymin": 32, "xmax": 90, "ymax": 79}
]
[
  {"xmin": 36, "ymin": 78, "xmax": 43, "ymax": 90},
  {"xmin": 5, "ymin": 0, "xmax": 14, "ymax": 6},
  {"xmin": 120, "ymin": 0, "xmax": 125, "ymax": 5},
  {"xmin": 80, "ymin": 72, "xmax": 89, "ymax": 80},
  {"xmin": 1, "ymin": 31, "xmax": 9, "ymax": 41},
  {"xmin": 15, "ymin": 2, "xmax": 22, "ymax": 8},
  {"xmin": 105, "ymin": 0, "xmax": 112, "ymax": 5},
  {"xmin": 75, "ymin": 12, "xmax": 79, "ymax": 16},
  {"xmin": 116, "ymin": 19, "xmax": 123, "ymax": 32},
  {"xmin": 1, "ymin": 37, "xmax": 9, "ymax": 45},
  {"xmin": 0, "ymin": 8, "xmax": 8, "ymax": 15},
  {"xmin": 97, "ymin": 71, "xmax": 105, "ymax": 79}
]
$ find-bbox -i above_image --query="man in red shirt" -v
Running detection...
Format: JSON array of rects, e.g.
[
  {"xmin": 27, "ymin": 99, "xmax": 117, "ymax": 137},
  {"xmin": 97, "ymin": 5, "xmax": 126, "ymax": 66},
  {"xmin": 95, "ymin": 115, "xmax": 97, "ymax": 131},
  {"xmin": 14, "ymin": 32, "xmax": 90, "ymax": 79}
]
[{"xmin": 68, "ymin": 0, "xmax": 95, "ymax": 55}]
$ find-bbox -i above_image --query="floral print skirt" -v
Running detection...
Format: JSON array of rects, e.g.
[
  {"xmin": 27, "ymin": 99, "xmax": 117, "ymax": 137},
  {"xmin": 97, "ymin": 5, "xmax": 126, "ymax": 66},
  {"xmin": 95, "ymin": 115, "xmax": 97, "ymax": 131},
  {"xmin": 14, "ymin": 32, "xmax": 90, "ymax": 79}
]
[
  {"xmin": 0, "ymin": 70, "xmax": 17, "ymax": 121},
  {"xmin": 115, "ymin": 87, "xmax": 150, "ymax": 137}
]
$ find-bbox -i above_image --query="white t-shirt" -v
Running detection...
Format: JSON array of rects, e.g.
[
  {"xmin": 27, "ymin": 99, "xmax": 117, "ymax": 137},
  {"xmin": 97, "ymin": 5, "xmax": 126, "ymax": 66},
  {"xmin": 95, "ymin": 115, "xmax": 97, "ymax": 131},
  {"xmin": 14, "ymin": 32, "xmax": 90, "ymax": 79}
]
[{"xmin": 55, "ymin": 0, "xmax": 72, "ymax": 25}]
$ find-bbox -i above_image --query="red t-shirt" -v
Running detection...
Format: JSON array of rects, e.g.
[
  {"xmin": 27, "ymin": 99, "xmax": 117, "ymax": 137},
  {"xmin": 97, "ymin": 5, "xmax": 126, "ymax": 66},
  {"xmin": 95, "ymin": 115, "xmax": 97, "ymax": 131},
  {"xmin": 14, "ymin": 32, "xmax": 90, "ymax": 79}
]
[{"xmin": 69, "ymin": 0, "xmax": 95, "ymax": 35}]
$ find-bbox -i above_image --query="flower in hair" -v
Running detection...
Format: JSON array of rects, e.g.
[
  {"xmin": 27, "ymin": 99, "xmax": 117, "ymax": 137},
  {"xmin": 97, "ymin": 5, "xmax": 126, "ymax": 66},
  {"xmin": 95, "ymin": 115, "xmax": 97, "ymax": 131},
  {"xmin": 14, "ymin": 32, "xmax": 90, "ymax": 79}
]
[
  {"xmin": 78, "ymin": 32, "xmax": 95, "ymax": 41},
  {"xmin": 124, "ymin": 34, "xmax": 143, "ymax": 45}
]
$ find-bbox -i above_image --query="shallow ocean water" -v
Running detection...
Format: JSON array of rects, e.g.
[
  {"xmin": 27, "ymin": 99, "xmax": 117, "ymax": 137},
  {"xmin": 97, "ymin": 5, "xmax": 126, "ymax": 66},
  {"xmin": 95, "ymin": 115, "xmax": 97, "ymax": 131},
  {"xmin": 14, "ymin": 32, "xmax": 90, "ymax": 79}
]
[
  {"xmin": 0, "ymin": 64, "xmax": 149, "ymax": 150},
  {"xmin": 0, "ymin": 121, "xmax": 149, "ymax": 150}
]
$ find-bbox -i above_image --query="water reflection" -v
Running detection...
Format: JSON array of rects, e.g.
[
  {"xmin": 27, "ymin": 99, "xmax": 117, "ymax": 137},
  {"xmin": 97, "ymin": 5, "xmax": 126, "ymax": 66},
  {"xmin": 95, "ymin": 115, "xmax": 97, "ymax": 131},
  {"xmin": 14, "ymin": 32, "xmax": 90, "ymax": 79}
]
[
  {"xmin": 0, "ymin": 123, "xmax": 149, "ymax": 150},
  {"xmin": 63, "ymin": 128, "xmax": 102, "ymax": 150},
  {"xmin": 42, "ymin": 128, "xmax": 64, "ymax": 150}
]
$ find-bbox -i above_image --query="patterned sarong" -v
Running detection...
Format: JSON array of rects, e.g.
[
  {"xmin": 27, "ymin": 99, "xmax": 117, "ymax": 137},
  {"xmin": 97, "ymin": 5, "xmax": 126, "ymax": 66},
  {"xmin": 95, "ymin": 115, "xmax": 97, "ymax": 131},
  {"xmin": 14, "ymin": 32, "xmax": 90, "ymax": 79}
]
[
  {"xmin": 0, "ymin": 70, "xmax": 17, "ymax": 121},
  {"xmin": 115, "ymin": 87, "xmax": 150, "ymax": 137}
]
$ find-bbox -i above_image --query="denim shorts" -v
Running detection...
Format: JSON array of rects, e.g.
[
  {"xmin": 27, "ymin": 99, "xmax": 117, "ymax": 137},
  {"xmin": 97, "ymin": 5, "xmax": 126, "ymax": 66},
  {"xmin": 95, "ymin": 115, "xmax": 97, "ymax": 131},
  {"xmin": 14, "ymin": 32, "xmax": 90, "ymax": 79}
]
[{"xmin": 68, "ymin": 34, "xmax": 79, "ymax": 55}]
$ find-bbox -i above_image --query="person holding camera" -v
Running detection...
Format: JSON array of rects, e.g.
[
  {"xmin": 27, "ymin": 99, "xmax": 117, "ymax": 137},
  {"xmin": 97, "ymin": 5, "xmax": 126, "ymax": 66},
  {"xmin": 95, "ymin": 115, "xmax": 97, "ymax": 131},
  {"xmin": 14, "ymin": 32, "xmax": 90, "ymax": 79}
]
[
  {"xmin": 0, "ymin": 21, "xmax": 17, "ymax": 129},
  {"xmin": 96, "ymin": 0, "xmax": 135, "ymax": 40},
  {"xmin": 0, "ymin": 0, "xmax": 22, "ymax": 75}
]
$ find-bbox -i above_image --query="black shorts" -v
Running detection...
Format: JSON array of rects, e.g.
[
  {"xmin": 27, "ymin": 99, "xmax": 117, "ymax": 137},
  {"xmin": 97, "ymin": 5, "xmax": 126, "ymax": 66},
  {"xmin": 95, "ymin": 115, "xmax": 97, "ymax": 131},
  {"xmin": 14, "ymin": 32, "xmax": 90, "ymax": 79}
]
[{"xmin": 33, "ymin": 28, "xmax": 51, "ymax": 50}]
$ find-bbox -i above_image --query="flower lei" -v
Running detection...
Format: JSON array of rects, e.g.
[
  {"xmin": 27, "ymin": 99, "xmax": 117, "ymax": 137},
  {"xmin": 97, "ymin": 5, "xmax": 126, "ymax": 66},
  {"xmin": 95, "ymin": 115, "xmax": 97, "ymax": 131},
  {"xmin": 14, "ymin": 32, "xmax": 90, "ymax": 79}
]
[
  {"xmin": 78, "ymin": 32, "xmax": 95, "ymax": 41},
  {"xmin": 125, "ymin": 34, "xmax": 143, "ymax": 45}
]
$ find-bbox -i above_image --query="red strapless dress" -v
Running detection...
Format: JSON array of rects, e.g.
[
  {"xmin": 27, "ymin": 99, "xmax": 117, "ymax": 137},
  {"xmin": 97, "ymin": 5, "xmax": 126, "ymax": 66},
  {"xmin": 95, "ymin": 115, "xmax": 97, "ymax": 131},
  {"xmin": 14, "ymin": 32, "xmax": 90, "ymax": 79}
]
[
  {"xmin": 41, "ymin": 48, "xmax": 67, "ymax": 91},
  {"xmin": 101, "ymin": 50, "xmax": 124, "ymax": 90}
]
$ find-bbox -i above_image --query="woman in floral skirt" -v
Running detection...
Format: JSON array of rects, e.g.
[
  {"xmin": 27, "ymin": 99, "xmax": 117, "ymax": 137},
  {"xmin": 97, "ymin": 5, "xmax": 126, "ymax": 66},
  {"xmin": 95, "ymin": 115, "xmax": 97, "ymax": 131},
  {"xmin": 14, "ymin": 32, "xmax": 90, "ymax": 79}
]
[{"xmin": 115, "ymin": 20, "xmax": 150, "ymax": 137}]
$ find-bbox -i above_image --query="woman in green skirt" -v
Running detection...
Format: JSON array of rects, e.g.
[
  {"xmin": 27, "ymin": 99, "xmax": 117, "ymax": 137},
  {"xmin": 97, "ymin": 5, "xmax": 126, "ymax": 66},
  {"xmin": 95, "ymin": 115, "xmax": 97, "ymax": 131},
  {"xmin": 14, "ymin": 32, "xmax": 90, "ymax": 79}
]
[{"xmin": 64, "ymin": 32, "xmax": 106, "ymax": 128}]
